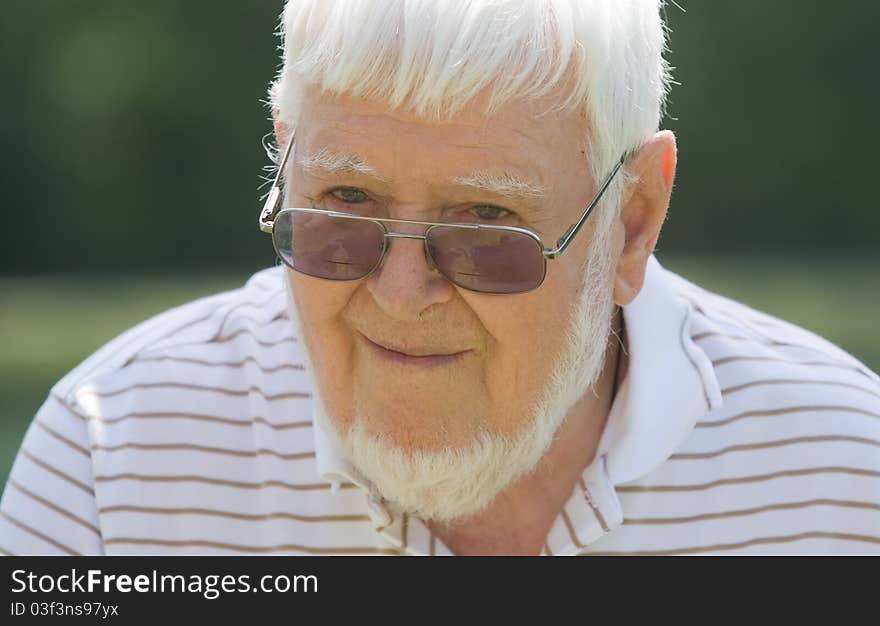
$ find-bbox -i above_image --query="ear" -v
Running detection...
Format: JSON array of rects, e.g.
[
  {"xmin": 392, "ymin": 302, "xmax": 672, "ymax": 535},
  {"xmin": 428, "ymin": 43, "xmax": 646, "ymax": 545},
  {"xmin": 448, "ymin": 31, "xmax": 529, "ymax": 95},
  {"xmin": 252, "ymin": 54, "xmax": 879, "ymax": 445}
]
[
  {"xmin": 268, "ymin": 80, "xmax": 290, "ymax": 147},
  {"xmin": 272, "ymin": 107, "xmax": 289, "ymax": 148},
  {"xmin": 613, "ymin": 130, "xmax": 677, "ymax": 306}
]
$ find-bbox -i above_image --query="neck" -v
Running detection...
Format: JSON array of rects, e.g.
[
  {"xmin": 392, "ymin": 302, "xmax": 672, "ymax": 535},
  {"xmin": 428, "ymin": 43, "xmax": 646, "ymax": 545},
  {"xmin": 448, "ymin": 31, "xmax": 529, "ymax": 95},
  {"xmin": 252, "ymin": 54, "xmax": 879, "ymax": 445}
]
[{"xmin": 428, "ymin": 308, "xmax": 626, "ymax": 555}]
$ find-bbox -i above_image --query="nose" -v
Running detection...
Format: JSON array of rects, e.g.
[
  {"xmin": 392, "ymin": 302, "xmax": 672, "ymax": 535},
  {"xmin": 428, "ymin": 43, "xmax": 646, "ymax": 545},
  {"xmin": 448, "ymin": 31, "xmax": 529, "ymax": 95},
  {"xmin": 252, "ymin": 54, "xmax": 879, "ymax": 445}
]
[{"xmin": 365, "ymin": 227, "xmax": 456, "ymax": 322}]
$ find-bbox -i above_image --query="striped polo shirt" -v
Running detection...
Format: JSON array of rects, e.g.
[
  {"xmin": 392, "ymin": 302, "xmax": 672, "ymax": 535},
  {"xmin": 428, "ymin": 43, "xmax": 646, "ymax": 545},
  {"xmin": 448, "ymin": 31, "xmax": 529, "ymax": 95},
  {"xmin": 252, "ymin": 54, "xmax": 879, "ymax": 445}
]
[{"xmin": 1, "ymin": 256, "xmax": 878, "ymax": 555}]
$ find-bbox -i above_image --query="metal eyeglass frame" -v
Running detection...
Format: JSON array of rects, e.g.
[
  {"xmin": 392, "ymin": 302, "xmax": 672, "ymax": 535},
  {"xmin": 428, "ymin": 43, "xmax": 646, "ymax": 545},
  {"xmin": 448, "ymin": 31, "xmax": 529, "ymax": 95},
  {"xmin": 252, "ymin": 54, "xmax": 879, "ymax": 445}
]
[{"xmin": 258, "ymin": 135, "xmax": 628, "ymax": 290}]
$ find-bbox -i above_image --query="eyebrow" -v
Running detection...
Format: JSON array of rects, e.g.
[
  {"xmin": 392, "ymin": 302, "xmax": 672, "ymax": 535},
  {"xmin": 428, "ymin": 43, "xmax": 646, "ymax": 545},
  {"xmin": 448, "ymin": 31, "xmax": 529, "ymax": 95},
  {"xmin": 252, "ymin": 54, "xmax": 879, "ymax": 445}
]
[
  {"xmin": 297, "ymin": 148, "xmax": 548, "ymax": 202},
  {"xmin": 296, "ymin": 148, "xmax": 388, "ymax": 182},
  {"xmin": 452, "ymin": 171, "xmax": 548, "ymax": 201}
]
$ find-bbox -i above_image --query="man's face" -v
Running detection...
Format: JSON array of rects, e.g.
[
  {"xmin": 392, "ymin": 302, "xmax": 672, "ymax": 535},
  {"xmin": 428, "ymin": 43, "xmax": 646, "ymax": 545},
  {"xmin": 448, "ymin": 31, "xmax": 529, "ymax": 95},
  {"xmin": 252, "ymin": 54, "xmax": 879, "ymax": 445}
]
[{"xmin": 284, "ymin": 87, "xmax": 617, "ymax": 518}]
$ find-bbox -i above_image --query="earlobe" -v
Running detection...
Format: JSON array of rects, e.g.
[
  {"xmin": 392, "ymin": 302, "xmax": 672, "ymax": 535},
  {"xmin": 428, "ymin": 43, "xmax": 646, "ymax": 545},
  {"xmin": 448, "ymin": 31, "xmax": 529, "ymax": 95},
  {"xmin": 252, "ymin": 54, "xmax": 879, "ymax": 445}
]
[
  {"xmin": 612, "ymin": 130, "xmax": 677, "ymax": 306},
  {"xmin": 613, "ymin": 237, "xmax": 653, "ymax": 306},
  {"xmin": 614, "ymin": 272, "xmax": 639, "ymax": 306}
]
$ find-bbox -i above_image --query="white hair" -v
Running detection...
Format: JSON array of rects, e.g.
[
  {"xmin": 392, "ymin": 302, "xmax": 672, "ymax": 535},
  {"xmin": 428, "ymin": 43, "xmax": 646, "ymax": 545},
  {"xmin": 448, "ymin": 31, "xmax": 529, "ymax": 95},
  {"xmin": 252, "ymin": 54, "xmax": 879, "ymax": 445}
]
[{"xmin": 270, "ymin": 0, "xmax": 672, "ymax": 230}]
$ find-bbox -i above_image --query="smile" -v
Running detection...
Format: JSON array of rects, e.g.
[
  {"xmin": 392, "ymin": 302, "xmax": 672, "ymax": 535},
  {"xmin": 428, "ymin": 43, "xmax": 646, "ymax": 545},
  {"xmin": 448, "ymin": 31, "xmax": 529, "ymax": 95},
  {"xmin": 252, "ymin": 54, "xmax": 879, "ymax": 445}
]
[{"xmin": 358, "ymin": 333, "xmax": 471, "ymax": 368}]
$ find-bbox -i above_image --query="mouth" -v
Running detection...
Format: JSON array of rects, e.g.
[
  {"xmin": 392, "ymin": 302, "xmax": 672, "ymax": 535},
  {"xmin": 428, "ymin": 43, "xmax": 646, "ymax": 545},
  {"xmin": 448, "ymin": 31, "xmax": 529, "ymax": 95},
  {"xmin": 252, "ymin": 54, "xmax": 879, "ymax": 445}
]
[{"xmin": 358, "ymin": 333, "xmax": 471, "ymax": 368}]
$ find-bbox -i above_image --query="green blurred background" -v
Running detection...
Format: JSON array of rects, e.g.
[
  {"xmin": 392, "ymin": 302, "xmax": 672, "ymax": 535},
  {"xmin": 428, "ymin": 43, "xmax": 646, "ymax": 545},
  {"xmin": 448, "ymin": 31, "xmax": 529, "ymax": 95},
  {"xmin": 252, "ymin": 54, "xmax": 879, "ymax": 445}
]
[{"xmin": 1, "ymin": 1, "xmax": 877, "ymax": 483}]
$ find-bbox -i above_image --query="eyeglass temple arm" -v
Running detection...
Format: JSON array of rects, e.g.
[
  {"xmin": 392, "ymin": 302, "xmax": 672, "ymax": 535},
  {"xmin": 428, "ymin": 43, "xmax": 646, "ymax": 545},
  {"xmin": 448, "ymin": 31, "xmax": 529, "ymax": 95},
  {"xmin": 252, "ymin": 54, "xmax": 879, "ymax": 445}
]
[
  {"xmin": 259, "ymin": 136, "xmax": 626, "ymax": 247},
  {"xmin": 259, "ymin": 134, "xmax": 296, "ymax": 233},
  {"xmin": 544, "ymin": 152, "xmax": 628, "ymax": 259}
]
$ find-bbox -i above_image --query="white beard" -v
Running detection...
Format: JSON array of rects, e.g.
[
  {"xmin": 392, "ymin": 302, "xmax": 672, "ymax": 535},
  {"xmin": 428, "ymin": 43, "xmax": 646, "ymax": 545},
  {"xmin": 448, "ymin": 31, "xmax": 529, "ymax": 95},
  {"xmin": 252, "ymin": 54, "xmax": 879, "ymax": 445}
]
[{"xmin": 285, "ymin": 226, "xmax": 618, "ymax": 523}]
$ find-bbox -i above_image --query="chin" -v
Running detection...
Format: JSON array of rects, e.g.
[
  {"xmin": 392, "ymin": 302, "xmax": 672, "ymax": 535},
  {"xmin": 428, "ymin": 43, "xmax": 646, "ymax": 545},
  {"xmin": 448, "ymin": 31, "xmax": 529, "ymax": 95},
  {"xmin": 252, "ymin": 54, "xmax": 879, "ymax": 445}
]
[
  {"xmin": 349, "ymin": 397, "xmax": 492, "ymax": 454},
  {"xmin": 338, "ymin": 306, "xmax": 615, "ymax": 521},
  {"xmin": 335, "ymin": 396, "xmax": 566, "ymax": 522}
]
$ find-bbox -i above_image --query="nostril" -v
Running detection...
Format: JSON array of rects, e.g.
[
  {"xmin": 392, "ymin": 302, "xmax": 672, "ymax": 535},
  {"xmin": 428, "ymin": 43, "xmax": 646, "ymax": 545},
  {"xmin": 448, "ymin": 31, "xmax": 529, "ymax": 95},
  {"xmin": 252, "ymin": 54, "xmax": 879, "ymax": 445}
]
[{"xmin": 365, "ymin": 236, "xmax": 455, "ymax": 322}]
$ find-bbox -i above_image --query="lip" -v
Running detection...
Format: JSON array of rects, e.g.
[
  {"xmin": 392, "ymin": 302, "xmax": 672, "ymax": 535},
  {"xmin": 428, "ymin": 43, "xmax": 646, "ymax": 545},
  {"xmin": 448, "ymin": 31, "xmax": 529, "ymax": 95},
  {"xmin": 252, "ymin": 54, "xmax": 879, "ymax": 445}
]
[{"xmin": 358, "ymin": 333, "xmax": 471, "ymax": 367}]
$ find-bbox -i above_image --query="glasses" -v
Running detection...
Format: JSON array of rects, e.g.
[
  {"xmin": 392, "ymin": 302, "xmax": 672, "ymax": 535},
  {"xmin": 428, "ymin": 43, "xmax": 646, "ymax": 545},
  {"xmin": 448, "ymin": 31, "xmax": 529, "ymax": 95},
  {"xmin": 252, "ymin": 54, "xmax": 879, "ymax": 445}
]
[{"xmin": 259, "ymin": 136, "xmax": 627, "ymax": 294}]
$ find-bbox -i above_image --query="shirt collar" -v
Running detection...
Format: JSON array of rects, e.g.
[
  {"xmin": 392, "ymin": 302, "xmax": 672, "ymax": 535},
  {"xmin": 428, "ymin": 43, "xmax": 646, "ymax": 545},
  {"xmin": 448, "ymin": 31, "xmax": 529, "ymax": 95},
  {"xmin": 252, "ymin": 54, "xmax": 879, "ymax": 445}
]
[
  {"xmin": 306, "ymin": 254, "xmax": 723, "ymax": 544},
  {"xmin": 596, "ymin": 255, "xmax": 723, "ymax": 484}
]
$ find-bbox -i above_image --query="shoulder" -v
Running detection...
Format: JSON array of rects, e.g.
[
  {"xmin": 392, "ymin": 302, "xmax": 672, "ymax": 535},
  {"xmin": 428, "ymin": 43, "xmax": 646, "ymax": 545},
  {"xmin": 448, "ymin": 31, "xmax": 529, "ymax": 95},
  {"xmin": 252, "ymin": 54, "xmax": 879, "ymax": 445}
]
[
  {"xmin": 50, "ymin": 265, "xmax": 309, "ymax": 411},
  {"xmin": 663, "ymin": 267, "xmax": 877, "ymax": 549},
  {"xmin": 1, "ymin": 267, "xmax": 348, "ymax": 554},
  {"xmin": 663, "ymin": 266, "xmax": 879, "ymax": 388},
  {"xmin": 610, "ymin": 267, "xmax": 879, "ymax": 553},
  {"xmin": 664, "ymin": 266, "xmax": 879, "ymax": 442},
  {"xmin": 658, "ymin": 263, "xmax": 878, "ymax": 466}
]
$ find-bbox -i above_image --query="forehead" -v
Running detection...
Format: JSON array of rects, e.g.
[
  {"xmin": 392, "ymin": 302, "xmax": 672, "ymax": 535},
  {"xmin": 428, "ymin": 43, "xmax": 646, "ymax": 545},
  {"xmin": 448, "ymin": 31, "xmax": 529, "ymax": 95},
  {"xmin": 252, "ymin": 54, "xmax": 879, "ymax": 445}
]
[{"xmin": 294, "ymin": 87, "xmax": 589, "ymax": 185}]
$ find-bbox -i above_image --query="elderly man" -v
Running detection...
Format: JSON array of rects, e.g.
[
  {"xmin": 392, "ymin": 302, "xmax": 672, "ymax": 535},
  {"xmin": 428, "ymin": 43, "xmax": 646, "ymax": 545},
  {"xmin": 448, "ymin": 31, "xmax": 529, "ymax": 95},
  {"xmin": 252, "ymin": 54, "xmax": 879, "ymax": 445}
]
[{"xmin": 2, "ymin": 0, "xmax": 878, "ymax": 556}]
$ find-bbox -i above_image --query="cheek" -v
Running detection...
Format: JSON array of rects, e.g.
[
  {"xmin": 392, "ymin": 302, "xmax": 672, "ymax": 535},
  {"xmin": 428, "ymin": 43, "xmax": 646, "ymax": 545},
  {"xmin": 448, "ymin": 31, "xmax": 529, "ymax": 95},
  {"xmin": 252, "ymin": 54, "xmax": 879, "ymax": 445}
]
[
  {"xmin": 288, "ymin": 270, "xmax": 354, "ymax": 322},
  {"xmin": 287, "ymin": 271, "xmax": 359, "ymax": 424},
  {"xmin": 469, "ymin": 272, "xmax": 578, "ymax": 429}
]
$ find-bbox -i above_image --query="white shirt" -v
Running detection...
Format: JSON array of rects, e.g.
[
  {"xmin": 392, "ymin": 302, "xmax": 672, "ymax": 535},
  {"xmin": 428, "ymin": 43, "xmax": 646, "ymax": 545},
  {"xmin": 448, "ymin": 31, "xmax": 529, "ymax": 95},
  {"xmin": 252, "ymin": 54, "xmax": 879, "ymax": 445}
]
[{"xmin": 2, "ymin": 256, "xmax": 878, "ymax": 555}]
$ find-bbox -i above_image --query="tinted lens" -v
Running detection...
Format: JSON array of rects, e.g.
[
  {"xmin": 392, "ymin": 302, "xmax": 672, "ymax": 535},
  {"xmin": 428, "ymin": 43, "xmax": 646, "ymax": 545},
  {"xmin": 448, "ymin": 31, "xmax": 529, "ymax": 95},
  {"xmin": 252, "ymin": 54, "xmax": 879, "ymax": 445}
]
[
  {"xmin": 273, "ymin": 210, "xmax": 386, "ymax": 280},
  {"xmin": 426, "ymin": 226, "xmax": 546, "ymax": 294}
]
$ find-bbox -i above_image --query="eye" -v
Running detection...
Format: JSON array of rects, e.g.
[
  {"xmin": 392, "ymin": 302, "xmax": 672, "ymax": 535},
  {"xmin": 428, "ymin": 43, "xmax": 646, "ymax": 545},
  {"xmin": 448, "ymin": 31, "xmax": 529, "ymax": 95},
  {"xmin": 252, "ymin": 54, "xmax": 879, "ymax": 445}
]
[
  {"xmin": 330, "ymin": 187, "xmax": 369, "ymax": 204},
  {"xmin": 470, "ymin": 205, "xmax": 510, "ymax": 220}
]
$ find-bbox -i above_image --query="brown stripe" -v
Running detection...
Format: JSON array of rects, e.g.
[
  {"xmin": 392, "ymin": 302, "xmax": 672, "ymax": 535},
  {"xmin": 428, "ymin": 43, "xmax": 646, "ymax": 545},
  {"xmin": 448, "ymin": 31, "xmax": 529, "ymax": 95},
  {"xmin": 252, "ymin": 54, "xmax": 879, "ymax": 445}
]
[
  {"xmin": 579, "ymin": 478, "xmax": 610, "ymax": 532},
  {"xmin": 401, "ymin": 513, "xmax": 409, "ymax": 551},
  {"xmin": 77, "ymin": 412, "xmax": 311, "ymax": 431},
  {"xmin": 624, "ymin": 498, "xmax": 880, "ymax": 526},
  {"xmin": 217, "ymin": 313, "xmax": 289, "ymax": 335},
  {"xmin": 0, "ymin": 546, "xmax": 13, "ymax": 556},
  {"xmin": 79, "ymin": 381, "xmax": 310, "ymax": 402},
  {"xmin": 20, "ymin": 450, "xmax": 94, "ymax": 496},
  {"xmin": 212, "ymin": 291, "xmax": 286, "ymax": 341},
  {"xmin": 721, "ymin": 379, "xmax": 880, "ymax": 401},
  {"xmin": 132, "ymin": 354, "xmax": 304, "ymax": 373},
  {"xmin": 212, "ymin": 288, "xmax": 283, "ymax": 329},
  {"xmin": 48, "ymin": 392, "xmax": 89, "ymax": 418},
  {"xmin": 738, "ymin": 313, "xmax": 800, "ymax": 328},
  {"xmin": 429, "ymin": 531, "xmax": 437, "ymax": 556},
  {"xmin": 48, "ymin": 393, "xmax": 93, "ymax": 424},
  {"xmin": 687, "ymin": 302, "xmax": 795, "ymax": 345},
  {"xmin": 212, "ymin": 326, "xmax": 296, "ymax": 348},
  {"xmin": 216, "ymin": 317, "xmax": 292, "ymax": 339},
  {"xmin": 34, "ymin": 420, "xmax": 90, "ymax": 458},
  {"xmin": 560, "ymin": 509, "xmax": 583, "ymax": 549},
  {"xmin": 98, "ymin": 504, "xmax": 370, "ymax": 524},
  {"xmin": 92, "ymin": 442, "xmax": 315, "ymax": 461},
  {"xmin": 689, "ymin": 317, "xmax": 853, "ymax": 359},
  {"xmin": 102, "ymin": 288, "xmax": 281, "ymax": 368},
  {"xmin": 696, "ymin": 405, "xmax": 880, "ymax": 429},
  {"xmin": 543, "ymin": 542, "xmax": 554, "ymax": 556},
  {"xmin": 671, "ymin": 435, "xmax": 880, "ymax": 460},
  {"xmin": 93, "ymin": 303, "xmax": 234, "ymax": 383},
  {"xmin": 0, "ymin": 511, "xmax": 80, "ymax": 556},
  {"xmin": 587, "ymin": 531, "xmax": 880, "ymax": 556},
  {"xmin": 713, "ymin": 354, "xmax": 869, "ymax": 375},
  {"xmin": 93, "ymin": 472, "xmax": 356, "ymax": 492},
  {"xmin": 691, "ymin": 330, "xmax": 789, "ymax": 346},
  {"xmin": 688, "ymin": 308, "xmax": 876, "ymax": 381},
  {"xmin": 103, "ymin": 536, "xmax": 398, "ymax": 555},
  {"xmin": 165, "ymin": 315, "xmax": 296, "ymax": 352},
  {"xmin": 244, "ymin": 280, "xmax": 276, "ymax": 294},
  {"xmin": 8, "ymin": 480, "xmax": 101, "ymax": 536},
  {"xmin": 152, "ymin": 326, "xmax": 295, "ymax": 353},
  {"xmin": 617, "ymin": 466, "xmax": 880, "ymax": 493}
]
